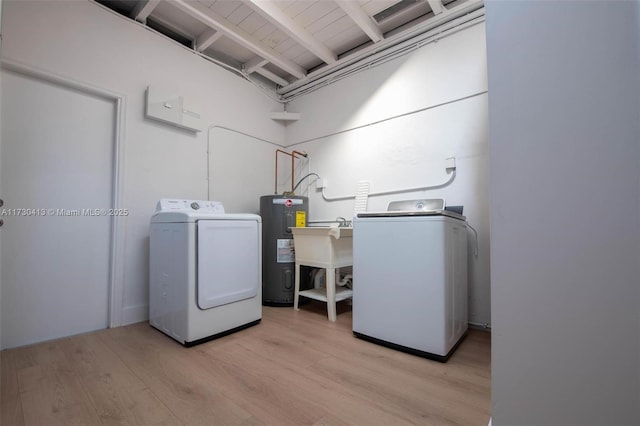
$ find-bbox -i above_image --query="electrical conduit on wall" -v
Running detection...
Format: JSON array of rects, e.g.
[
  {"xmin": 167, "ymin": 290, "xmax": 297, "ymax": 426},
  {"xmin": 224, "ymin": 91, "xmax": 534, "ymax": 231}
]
[
  {"xmin": 286, "ymin": 90, "xmax": 487, "ymax": 201},
  {"xmin": 206, "ymin": 89, "xmax": 487, "ymax": 205}
]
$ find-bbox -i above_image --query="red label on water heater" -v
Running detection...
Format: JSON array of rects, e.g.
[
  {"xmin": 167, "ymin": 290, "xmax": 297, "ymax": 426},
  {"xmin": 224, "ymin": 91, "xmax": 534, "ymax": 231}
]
[{"xmin": 272, "ymin": 198, "xmax": 303, "ymax": 206}]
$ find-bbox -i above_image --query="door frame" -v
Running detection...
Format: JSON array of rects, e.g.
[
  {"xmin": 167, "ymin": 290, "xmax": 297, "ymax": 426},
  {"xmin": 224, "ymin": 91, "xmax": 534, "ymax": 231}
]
[{"xmin": 1, "ymin": 58, "xmax": 127, "ymax": 328}]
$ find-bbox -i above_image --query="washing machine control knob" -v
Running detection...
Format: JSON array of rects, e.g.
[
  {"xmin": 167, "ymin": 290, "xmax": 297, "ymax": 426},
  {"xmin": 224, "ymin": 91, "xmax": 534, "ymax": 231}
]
[{"xmin": 190, "ymin": 202, "xmax": 200, "ymax": 210}]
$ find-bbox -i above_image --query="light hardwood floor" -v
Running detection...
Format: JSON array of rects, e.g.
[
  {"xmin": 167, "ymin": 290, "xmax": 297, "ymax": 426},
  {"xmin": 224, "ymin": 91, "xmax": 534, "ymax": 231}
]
[{"xmin": 1, "ymin": 302, "xmax": 491, "ymax": 426}]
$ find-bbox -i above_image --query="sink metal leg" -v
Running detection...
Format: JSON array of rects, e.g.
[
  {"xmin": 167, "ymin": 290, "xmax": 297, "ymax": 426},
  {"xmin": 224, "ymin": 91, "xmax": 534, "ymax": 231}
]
[
  {"xmin": 294, "ymin": 262, "xmax": 301, "ymax": 310},
  {"xmin": 326, "ymin": 267, "xmax": 337, "ymax": 322}
]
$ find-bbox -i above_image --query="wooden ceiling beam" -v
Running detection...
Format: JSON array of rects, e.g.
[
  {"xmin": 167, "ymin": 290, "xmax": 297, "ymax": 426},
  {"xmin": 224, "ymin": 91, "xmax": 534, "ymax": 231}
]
[
  {"xmin": 254, "ymin": 67, "xmax": 290, "ymax": 87},
  {"xmin": 171, "ymin": 0, "xmax": 307, "ymax": 79},
  {"xmin": 243, "ymin": 57, "xmax": 288, "ymax": 87},
  {"xmin": 131, "ymin": 0, "xmax": 160, "ymax": 23},
  {"xmin": 247, "ymin": 0, "xmax": 337, "ymax": 65},
  {"xmin": 335, "ymin": 0, "xmax": 384, "ymax": 43},
  {"xmin": 243, "ymin": 56, "xmax": 269, "ymax": 74},
  {"xmin": 195, "ymin": 28, "xmax": 223, "ymax": 52},
  {"xmin": 427, "ymin": 0, "xmax": 446, "ymax": 15}
]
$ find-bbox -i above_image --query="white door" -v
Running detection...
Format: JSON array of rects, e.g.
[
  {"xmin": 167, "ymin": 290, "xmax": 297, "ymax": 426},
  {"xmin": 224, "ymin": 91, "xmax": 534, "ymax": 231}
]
[
  {"xmin": 0, "ymin": 70, "xmax": 114, "ymax": 349},
  {"xmin": 197, "ymin": 219, "xmax": 259, "ymax": 309}
]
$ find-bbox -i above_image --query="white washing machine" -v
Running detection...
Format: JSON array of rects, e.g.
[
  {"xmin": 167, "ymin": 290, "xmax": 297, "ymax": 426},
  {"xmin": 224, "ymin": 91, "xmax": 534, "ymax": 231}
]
[
  {"xmin": 149, "ymin": 199, "xmax": 262, "ymax": 346},
  {"xmin": 352, "ymin": 199, "xmax": 468, "ymax": 362}
]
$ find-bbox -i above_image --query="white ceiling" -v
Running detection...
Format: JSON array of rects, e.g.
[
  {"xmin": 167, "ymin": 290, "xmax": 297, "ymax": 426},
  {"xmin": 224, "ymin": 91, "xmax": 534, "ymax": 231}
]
[{"xmin": 96, "ymin": 0, "xmax": 484, "ymax": 98}]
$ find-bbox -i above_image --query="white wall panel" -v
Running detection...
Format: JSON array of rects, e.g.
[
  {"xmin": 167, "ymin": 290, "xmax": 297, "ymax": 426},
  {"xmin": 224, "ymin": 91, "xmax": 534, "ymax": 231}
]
[
  {"xmin": 1, "ymin": 0, "xmax": 283, "ymax": 327},
  {"xmin": 487, "ymin": 1, "xmax": 640, "ymax": 424},
  {"xmin": 286, "ymin": 22, "xmax": 490, "ymax": 326},
  {"xmin": 209, "ymin": 127, "xmax": 278, "ymax": 214}
]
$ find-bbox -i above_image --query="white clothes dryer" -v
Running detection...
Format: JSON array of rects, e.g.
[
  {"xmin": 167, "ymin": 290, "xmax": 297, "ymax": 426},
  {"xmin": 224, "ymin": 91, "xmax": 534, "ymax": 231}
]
[{"xmin": 149, "ymin": 199, "xmax": 262, "ymax": 346}]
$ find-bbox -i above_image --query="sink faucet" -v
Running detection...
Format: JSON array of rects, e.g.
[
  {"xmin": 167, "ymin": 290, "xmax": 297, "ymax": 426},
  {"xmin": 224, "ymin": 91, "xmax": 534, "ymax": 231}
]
[{"xmin": 336, "ymin": 217, "xmax": 351, "ymax": 227}]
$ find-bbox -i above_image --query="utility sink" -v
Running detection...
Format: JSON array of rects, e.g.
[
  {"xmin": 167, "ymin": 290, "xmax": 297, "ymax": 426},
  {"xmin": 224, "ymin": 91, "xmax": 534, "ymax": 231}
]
[
  {"xmin": 291, "ymin": 226, "xmax": 353, "ymax": 269},
  {"xmin": 291, "ymin": 226, "xmax": 354, "ymax": 321}
]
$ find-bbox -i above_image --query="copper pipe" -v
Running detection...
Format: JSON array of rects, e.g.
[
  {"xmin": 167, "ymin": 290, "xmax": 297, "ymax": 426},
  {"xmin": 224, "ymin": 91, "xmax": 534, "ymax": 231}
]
[
  {"xmin": 274, "ymin": 149, "xmax": 292, "ymax": 194},
  {"xmin": 291, "ymin": 150, "xmax": 308, "ymax": 193},
  {"xmin": 274, "ymin": 149, "xmax": 308, "ymax": 194}
]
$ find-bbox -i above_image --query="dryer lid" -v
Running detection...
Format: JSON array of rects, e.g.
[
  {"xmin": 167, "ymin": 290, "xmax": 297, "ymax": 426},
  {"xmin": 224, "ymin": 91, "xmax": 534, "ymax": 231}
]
[{"xmin": 151, "ymin": 199, "xmax": 224, "ymax": 223}]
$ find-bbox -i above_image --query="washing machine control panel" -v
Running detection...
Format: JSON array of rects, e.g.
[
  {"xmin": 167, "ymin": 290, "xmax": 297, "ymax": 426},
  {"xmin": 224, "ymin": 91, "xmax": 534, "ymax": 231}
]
[{"xmin": 156, "ymin": 199, "xmax": 225, "ymax": 214}]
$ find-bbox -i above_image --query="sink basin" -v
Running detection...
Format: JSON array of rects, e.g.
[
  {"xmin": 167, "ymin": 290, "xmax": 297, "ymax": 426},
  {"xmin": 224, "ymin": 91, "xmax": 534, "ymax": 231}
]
[
  {"xmin": 291, "ymin": 226, "xmax": 353, "ymax": 269},
  {"xmin": 294, "ymin": 226, "xmax": 352, "ymax": 238}
]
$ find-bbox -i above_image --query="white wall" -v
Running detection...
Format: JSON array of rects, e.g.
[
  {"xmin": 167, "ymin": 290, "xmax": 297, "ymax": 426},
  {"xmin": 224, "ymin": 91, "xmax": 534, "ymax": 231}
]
[
  {"xmin": 1, "ymin": 0, "xmax": 284, "ymax": 327},
  {"xmin": 487, "ymin": 1, "xmax": 640, "ymax": 424},
  {"xmin": 286, "ymin": 22, "xmax": 491, "ymax": 326}
]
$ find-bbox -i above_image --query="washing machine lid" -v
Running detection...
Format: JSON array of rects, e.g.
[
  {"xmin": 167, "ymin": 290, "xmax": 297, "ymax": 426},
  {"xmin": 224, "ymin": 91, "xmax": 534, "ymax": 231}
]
[
  {"xmin": 388, "ymin": 198, "xmax": 445, "ymax": 212},
  {"xmin": 357, "ymin": 210, "xmax": 465, "ymax": 220},
  {"xmin": 357, "ymin": 198, "xmax": 465, "ymax": 221}
]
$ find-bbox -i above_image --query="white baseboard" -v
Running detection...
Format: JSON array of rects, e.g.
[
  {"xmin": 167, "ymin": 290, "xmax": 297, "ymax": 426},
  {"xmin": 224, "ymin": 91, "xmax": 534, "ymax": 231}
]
[{"xmin": 121, "ymin": 304, "xmax": 148, "ymax": 325}]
